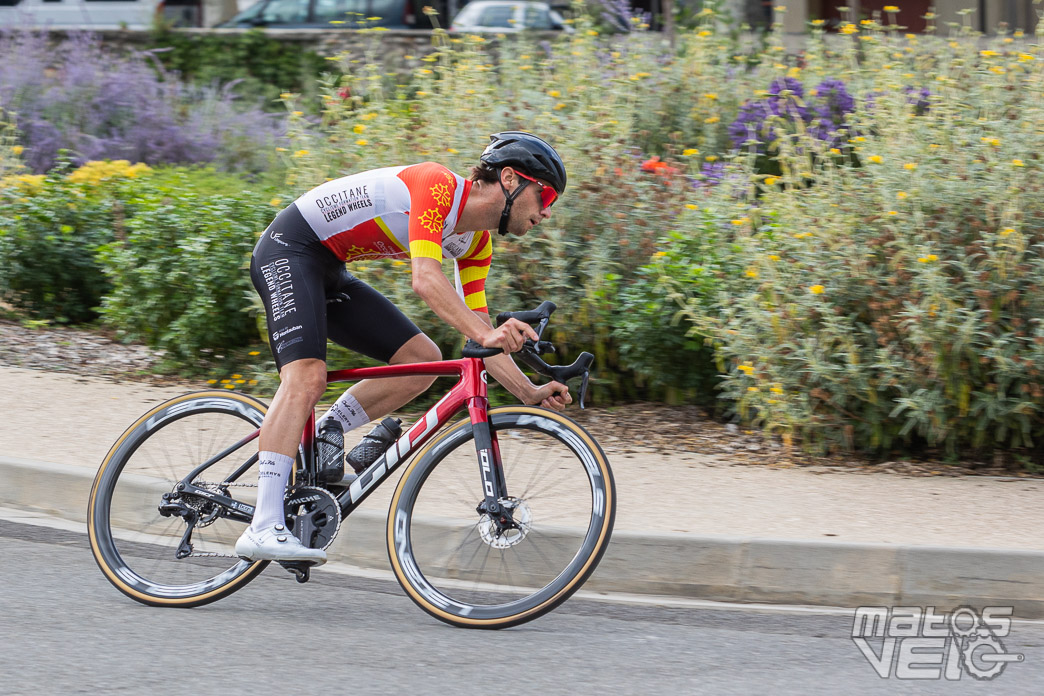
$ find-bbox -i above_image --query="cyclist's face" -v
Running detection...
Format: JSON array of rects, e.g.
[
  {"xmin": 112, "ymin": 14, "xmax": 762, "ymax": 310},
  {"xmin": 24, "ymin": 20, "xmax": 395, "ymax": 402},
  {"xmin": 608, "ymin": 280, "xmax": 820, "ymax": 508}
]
[{"xmin": 505, "ymin": 169, "xmax": 553, "ymax": 236}]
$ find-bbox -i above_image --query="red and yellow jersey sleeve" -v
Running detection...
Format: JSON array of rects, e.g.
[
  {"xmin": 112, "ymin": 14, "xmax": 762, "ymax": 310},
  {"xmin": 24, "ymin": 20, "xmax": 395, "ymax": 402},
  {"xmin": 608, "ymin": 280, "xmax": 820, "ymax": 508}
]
[
  {"xmin": 397, "ymin": 162, "xmax": 458, "ymax": 263},
  {"xmin": 456, "ymin": 230, "xmax": 493, "ymax": 313}
]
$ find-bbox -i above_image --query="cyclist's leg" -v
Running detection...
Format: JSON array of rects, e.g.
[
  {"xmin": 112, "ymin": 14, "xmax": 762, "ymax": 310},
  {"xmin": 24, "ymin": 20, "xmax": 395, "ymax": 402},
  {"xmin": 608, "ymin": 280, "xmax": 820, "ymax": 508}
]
[
  {"xmin": 241, "ymin": 205, "xmax": 335, "ymax": 562},
  {"xmin": 324, "ymin": 270, "xmax": 442, "ymax": 421}
]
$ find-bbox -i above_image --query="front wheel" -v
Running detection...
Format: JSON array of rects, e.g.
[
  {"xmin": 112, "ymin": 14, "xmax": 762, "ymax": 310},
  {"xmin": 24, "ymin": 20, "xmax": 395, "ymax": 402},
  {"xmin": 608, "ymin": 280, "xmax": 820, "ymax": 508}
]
[{"xmin": 387, "ymin": 406, "xmax": 615, "ymax": 628}]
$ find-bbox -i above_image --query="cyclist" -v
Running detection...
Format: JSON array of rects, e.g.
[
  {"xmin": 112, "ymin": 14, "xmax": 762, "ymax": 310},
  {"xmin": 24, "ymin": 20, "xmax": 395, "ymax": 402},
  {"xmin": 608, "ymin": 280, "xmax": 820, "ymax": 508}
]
[{"xmin": 236, "ymin": 132, "xmax": 572, "ymax": 565}]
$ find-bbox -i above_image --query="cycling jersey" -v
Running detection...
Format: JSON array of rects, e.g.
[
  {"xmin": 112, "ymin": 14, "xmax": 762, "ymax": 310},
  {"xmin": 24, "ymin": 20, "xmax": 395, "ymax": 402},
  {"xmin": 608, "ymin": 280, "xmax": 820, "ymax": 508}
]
[{"xmin": 293, "ymin": 162, "xmax": 493, "ymax": 313}]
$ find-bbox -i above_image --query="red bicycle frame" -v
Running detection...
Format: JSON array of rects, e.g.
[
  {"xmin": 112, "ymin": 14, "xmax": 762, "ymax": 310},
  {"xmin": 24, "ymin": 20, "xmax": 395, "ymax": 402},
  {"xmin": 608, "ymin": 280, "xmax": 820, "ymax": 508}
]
[{"xmin": 308, "ymin": 356, "xmax": 502, "ymax": 516}]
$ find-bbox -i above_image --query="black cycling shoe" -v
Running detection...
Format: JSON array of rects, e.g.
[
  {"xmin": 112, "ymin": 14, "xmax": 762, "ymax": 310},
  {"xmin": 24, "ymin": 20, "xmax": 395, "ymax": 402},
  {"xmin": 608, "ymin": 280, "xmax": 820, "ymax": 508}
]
[
  {"xmin": 346, "ymin": 417, "xmax": 402, "ymax": 473},
  {"xmin": 315, "ymin": 419, "xmax": 345, "ymax": 484}
]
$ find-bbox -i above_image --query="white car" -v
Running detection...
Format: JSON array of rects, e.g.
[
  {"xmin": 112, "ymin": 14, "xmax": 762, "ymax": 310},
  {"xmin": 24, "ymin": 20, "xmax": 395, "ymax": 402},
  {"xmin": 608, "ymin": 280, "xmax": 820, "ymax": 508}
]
[
  {"xmin": 0, "ymin": 0, "xmax": 167, "ymax": 29},
  {"xmin": 449, "ymin": 1, "xmax": 571, "ymax": 33}
]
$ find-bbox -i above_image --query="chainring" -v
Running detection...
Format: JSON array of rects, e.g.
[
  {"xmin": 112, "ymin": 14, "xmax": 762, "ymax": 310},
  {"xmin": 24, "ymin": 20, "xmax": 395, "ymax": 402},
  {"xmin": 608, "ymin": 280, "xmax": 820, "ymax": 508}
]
[{"xmin": 285, "ymin": 485, "xmax": 342, "ymax": 551}]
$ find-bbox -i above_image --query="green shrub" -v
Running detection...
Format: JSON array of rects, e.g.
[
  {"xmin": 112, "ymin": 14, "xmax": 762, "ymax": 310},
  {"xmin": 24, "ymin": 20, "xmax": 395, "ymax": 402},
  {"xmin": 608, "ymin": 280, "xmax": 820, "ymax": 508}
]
[
  {"xmin": 96, "ymin": 168, "xmax": 279, "ymax": 365},
  {"xmin": 0, "ymin": 165, "xmax": 116, "ymax": 323}
]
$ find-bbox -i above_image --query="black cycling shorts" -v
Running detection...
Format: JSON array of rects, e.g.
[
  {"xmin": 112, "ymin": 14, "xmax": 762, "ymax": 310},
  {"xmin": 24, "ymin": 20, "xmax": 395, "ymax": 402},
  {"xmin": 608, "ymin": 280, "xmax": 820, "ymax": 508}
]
[{"xmin": 250, "ymin": 203, "xmax": 423, "ymax": 371}]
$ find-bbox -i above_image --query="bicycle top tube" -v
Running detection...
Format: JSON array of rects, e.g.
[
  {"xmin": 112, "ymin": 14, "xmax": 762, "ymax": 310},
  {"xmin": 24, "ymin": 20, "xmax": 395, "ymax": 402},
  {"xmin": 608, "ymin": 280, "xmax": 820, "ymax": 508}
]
[{"xmin": 325, "ymin": 357, "xmax": 482, "ymax": 385}]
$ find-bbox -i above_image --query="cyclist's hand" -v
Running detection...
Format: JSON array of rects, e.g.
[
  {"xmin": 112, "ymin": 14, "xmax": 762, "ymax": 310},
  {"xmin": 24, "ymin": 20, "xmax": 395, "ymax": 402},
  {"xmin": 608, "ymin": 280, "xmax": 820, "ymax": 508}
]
[
  {"xmin": 481, "ymin": 318, "xmax": 538, "ymax": 354},
  {"xmin": 530, "ymin": 381, "xmax": 571, "ymax": 411}
]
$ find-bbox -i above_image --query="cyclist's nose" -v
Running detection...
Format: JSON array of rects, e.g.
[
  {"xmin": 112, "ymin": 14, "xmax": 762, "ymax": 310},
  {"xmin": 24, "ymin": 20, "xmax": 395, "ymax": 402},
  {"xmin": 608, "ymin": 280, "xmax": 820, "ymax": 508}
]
[{"xmin": 540, "ymin": 207, "xmax": 552, "ymax": 220}]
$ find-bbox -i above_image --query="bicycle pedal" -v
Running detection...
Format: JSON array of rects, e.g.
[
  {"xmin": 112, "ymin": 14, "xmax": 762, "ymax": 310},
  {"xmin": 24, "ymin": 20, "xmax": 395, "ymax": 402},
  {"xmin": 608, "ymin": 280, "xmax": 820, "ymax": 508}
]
[{"xmin": 277, "ymin": 560, "xmax": 316, "ymax": 583}]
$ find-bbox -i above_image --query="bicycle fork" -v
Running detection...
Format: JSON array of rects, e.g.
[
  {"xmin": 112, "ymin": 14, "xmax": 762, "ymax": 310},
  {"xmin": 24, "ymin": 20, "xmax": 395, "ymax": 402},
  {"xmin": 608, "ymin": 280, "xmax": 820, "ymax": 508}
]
[{"xmin": 468, "ymin": 399, "xmax": 514, "ymax": 532}]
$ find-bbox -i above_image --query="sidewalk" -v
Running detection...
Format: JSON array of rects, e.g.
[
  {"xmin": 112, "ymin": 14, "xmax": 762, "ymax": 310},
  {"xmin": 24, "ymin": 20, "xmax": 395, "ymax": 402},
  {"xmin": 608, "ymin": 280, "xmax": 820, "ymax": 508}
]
[{"xmin": 2, "ymin": 365, "xmax": 1043, "ymax": 616}]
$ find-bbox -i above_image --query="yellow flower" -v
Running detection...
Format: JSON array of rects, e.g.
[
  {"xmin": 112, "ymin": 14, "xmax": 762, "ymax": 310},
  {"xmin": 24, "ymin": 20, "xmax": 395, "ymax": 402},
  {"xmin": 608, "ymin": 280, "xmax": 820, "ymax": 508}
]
[
  {"xmin": 794, "ymin": 231, "xmax": 812, "ymax": 239},
  {"xmin": 811, "ymin": 19, "xmax": 825, "ymax": 26},
  {"xmin": 1012, "ymin": 159, "xmax": 1025, "ymax": 167},
  {"xmin": 809, "ymin": 284, "xmax": 825, "ymax": 294},
  {"xmin": 1000, "ymin": 227, "xmax": 1015, "ymax": 236},
  {"xmin": 356, "ymin": 139, "xmax": 368, "ymax": 146},
  {"xmin": 980, "ymin": 50, "xmax": 1000, "ymax": 58},
  {"xmin": 279, "ymin": 92, "xmax": 293, "ymax": 99},
  {"xmin": 747, "ymin": 386, "xmax": 760, "ymax": 393},
  {"xmin": 548, "ymin": 90, "xmax": 561, "ymax": 98},
  {"xmin": 917, "ymin": 254, "xmax": 938, "ymax": 263},
  {"xmin": 768, "ymin": 254, "xmax": 780, "ymax": 261},
  {"xmin": 770, "ymin": 386, "xmax": 784, "ymax": 394},
  {"xmin": 293, "ymin": 150, "xmax": 309, "ymax": 158},
  {"xmin": 732, "ymin": 217, "xmax": 750, "ymax": 226},
  {"xmin": 903, "ymin": 162, "xmax": 917, "ymax": 170},
  {"xmin": 897, "ymin": 191, "xmax": 907, "ymax": 199},
  {"xmin": 446, "ymin": 147, "xmax": 459, "ymax": 154},
  {"xmin": 883, "ymin": 5, "xmax": 898, "ymax": 11},
  {"xmin": 745, "ymin": 268, "xmax": 759, "ymax": 278},
  {"xmin": 764, "ymin": 176, "xmax": 778, "ymax": 185},
  {"xmin": 249, "ymin": 351, "xmax": 261, "ymax": 356},
  {"xmin": 11, "ymin": 145, "xmax": 23, "ymax": 155},
  {"xmin": 840, "ymin": 23, "xmax": 857, "ymax": 34},
  {"xmin": 361, "ymin": 112, "xmax": 378, "ymax": 120},
  {"xmin": 207, "ymin": 379, "xmax": 217, "ymax": 385},
  {"xmin": 685, "ymin": 204, "xmax": 698, "ymax": 210},
  {"xmin": 705, "ymin": 155, "xmax": 718, "ymax": 162},
  {"xmin": 220, "ymin": 379, "xmax": 230, "ymax": 384},
  {"xmin": 269, "ymin": 198, "xmax": 281, "ymax": 207},
  {"xmin": 698, "ymin": 30, "xmax": 712, "ymax": 37},
  {"xmin": 353, "ymin": 124, "xmax": 366, "ymax": 134},
  {"xmin": 830, "ymin": 148, "xmax": 840, "ymax": 155},
  {"xmin": 682, "ymin": 148, "xmax": 700, "ymax": 156},
  {"xmin": 554, "ymin": 103, "xmax": 566, "ymax": 111},
  {"xmin": 887, "ymin": 210, "xmax": 898, "ymax": 216},
  {"xmin": 654, "ymin": 251, "xmax": 669, "ymax": 257},
  {"xmin": 520, "ymin": 65, "xmax": 532, "ymax": 71},
  {"xmin": 224, "ymin": 384, "xmax": 235, "ymax": 390},
  {"xmin": 737, "ymin": 364, "xmax": 755, "ymax": 374},
  {"xmin": 869, "ymin": 155, "xmax": 883, "ymax": 164},
  {"xmin": 292, "ymin": 110, "xmax": 303, "ymax": 117},
  {"xmin": 704, "ymin": 116, "xmax": 720, "ymax": 124}
]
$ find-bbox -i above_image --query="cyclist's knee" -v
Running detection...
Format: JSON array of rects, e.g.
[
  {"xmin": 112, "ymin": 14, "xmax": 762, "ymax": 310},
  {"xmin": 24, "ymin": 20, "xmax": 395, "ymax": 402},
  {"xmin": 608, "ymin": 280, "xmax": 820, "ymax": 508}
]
[
  {"xmin": 390, "ymin": 333, "xmax": 441, "ymax": 365},
  {"xmin": 278, "ymin": 359, "xmax": 327, "ymax": 406}
]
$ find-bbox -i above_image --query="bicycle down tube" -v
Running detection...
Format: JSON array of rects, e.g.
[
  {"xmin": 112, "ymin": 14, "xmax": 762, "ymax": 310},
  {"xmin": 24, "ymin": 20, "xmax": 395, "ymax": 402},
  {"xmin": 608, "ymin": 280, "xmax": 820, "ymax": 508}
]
[{"xmin": 324, "ymin": 356, "xmax": 499, "ymax": 517}]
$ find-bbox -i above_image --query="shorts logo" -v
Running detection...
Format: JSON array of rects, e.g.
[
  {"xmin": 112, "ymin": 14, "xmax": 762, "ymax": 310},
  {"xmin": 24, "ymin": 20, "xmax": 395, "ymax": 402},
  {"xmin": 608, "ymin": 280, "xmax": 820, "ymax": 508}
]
[
  {"xmin": 272, "ymin": 325, "xmax": 302, "ymax": 341},
  {"xmin": 261, "ymin": 258, "xmax": 296, "ymax": 321},
  {"xmin": 276, "ymin": 336, "xmax": 304, "ymax": 354}
]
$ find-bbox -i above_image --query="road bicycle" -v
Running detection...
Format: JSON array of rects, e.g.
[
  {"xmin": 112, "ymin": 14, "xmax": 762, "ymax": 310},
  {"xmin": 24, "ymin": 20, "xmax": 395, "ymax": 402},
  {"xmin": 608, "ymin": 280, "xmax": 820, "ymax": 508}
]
[{"xmin": 88, "ymin": 301, "xmax": 616, "ymax": 628}]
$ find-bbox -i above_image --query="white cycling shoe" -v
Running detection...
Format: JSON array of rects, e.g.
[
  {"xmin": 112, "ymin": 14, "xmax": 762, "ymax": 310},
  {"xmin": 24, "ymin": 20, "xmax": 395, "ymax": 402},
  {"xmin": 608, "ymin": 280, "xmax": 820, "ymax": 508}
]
[{"xmin": 235, "ymin": 523, "xmax": 327, "ymax": 566}]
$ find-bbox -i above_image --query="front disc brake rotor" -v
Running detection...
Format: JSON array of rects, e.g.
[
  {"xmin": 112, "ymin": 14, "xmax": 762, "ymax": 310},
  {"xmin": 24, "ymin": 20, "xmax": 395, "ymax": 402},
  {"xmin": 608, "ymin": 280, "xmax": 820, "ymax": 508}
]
[{"xmin": 478, "ymin": 497, "xmax": 532, "ymax": 549}]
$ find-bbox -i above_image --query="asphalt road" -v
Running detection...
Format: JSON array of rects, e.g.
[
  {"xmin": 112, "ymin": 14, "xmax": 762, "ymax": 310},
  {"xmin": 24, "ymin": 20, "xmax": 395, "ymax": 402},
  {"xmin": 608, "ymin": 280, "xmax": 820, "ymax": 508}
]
[{"xmin": 3, "ymin": 517, "xmax": 1043, "ymax": 695}]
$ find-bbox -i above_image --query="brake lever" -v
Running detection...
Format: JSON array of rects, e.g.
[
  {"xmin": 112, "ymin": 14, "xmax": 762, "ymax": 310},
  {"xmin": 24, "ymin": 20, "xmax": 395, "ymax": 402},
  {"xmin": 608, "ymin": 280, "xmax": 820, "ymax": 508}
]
[{"xmin": 579, "ymin": 370, "xmax": 590, "ymax": 410}]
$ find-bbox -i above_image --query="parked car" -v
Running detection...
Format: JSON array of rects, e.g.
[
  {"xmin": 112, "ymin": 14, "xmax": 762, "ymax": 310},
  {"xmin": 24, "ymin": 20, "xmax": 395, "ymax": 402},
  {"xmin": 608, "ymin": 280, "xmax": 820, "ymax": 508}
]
[
  {"xmin": 0, "ymin": 0, "xmax": 166, "ymax": 29},
  {"xmin": 449, "ymin": 1, "xmax": 571, "ymax": 33},
  {"xmin": 216, "ymin": 0, "xmax": 439, "ymax": 28}
]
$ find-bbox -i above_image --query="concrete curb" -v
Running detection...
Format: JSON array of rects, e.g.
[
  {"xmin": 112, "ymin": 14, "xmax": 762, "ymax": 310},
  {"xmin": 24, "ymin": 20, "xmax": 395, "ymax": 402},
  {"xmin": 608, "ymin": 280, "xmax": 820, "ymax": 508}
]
[{"xmin": 4, "ymin": 455, "xmax": 1043, "ymax": 618}]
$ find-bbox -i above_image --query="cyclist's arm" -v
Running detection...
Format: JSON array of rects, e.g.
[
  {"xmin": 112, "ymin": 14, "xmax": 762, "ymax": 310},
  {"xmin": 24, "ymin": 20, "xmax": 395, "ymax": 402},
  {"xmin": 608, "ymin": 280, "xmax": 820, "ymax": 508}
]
[
  {"xmin": 472, "ymin": 311, "xmax": 572, "ymax": 411},
  {"xmin": 411, "ymin": 257, "xmax": 537, "ymax": 353}
]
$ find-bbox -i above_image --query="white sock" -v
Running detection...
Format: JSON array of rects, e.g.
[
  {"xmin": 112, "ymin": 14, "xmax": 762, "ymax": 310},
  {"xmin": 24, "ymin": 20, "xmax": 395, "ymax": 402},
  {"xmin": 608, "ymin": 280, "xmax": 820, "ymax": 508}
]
[
  {"xmin": 317, "ymin": 391, "xmax": 370, "ymax": 434},
  {"xmin": 251, "ymin": 451, "xmax": 295, "ymax": 532}
]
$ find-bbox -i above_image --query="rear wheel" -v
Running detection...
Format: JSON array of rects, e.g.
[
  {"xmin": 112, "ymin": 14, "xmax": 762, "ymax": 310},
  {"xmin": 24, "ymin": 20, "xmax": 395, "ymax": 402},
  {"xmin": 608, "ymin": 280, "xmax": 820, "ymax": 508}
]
[
  {"xmin": 88, "ymin": 391, "xmax": 274, "ymax": 607},
  {"xmin": 387, "ymin": 406, "xmax": 615, "ymax": 628}
]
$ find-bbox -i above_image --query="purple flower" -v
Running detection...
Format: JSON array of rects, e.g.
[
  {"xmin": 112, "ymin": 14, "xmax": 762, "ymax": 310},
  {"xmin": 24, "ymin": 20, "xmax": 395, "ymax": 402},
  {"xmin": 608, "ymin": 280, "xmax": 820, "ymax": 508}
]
[
  {"xmin": 903, "ymin": 85, "xmax": 931, "ymax": 115},
  {"xmin": 0, "ymin": 28, "xmax": 286, "ymax": 174},
  {"xmin": 728, "ymin": 100, "xmax": 775, "ymax": 151},
  {"xmin": 811, "ymin": 78, "xmax": 856, "ymax": 145}
]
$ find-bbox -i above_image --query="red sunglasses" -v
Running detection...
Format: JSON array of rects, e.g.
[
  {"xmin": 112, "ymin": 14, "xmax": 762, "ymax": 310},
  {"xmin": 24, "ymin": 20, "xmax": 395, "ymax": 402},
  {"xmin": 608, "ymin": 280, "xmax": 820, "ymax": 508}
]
[{"xmin": 514, "ymin": 170, "xmax": 558, "ymax": 209}]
